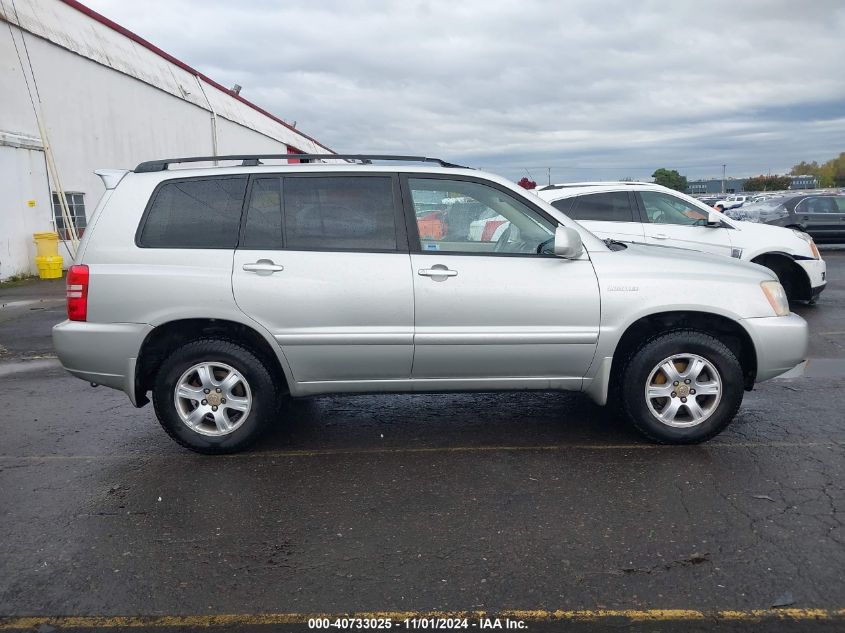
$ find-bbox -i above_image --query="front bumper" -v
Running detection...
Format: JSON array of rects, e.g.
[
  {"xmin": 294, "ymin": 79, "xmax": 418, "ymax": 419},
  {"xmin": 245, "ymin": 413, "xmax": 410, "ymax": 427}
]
[
  {"xmin": 742, "ymin": 313, "xmax": 808, "ymax": 383},
  {"xmin": 52, "ymin": 320, "xmax": 152, "ymax": 404},
  {"xmin": 795, "ymin": 258, "xmax": 826, "ymax": 296}
]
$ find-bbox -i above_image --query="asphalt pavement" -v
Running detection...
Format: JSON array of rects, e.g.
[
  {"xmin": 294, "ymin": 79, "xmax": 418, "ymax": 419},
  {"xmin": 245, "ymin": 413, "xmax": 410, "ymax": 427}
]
[{"xmin": 1, "ymin": 251, "xmax": 844, "ymax": 633}]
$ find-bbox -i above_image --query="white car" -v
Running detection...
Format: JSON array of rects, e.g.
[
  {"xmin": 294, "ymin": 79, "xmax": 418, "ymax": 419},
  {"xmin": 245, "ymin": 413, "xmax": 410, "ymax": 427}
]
[
  {"xmin": 714, "ymin": 194, "xmax": 748, "ymax": 211},
  {"xmin": 533, "ymin": 182, "xmax": 826, "ymax": 302}
]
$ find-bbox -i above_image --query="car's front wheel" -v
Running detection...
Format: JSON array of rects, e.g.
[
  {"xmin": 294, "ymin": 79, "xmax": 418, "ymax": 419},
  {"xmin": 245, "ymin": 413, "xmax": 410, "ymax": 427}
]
[
  {"xmin": 620, "ymin": 330, "xmax": 744, "ymax": 444},
  {"xmin": 153, "ymin": 338, "xmax": 277, "ymax": 453}
]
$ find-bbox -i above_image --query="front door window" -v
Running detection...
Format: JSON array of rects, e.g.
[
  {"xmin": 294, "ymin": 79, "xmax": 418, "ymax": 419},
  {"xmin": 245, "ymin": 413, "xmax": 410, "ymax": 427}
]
[
  {"xmin": 640, "ymin": 191, "xmax": 709, "ymax": 226},
  {"xmin": 407, "ymin": 178, "xmax": 554, "ymax": 255}
]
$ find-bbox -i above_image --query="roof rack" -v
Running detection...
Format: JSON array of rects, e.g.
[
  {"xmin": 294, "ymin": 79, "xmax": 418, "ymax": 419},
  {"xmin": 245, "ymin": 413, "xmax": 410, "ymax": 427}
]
[
  {"xmin": 538, "ymin": 181, "xmax": 649, "ymax": 191},
  {"xmin": 134, "ymin": 154, "xmax": 469, "ymax": 173}
]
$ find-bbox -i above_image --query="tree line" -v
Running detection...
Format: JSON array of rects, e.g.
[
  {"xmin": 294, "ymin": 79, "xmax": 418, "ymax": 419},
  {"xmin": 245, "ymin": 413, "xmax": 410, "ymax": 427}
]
[
  {"xmin": 649, "ymin": 151, "xmax": 844, "ymax": 193},
  {"xmin": 789, "ymin": 152, "xmax": 845, "ymax": 188}
]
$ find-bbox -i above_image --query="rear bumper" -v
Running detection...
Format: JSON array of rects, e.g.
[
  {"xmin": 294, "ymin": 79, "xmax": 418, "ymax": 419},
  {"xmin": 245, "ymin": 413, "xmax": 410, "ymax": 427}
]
[
  {"xmin": 741, "ymin": 313, "xmax": 808, "ymax": 383},
  {"xmin": 52, "ymin": 320, "xmax": 152, "ymax": 405}
]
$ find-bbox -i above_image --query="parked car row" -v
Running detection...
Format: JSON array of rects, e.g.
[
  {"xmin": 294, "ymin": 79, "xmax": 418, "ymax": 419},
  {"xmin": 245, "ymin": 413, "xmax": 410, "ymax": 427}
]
[{"xmin": 724, "ymin": 193, "xmax": 845, "ymax": 243}]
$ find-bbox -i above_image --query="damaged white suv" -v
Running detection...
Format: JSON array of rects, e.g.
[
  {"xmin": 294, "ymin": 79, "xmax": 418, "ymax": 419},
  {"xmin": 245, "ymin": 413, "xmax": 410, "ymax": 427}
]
[
  {"xmin": 53, "ymin": 155, "xmax": 808, "ymax": 453},
  {"xmin": 535, "ymin": 182, "xmax": 826, "ymax": 302}
]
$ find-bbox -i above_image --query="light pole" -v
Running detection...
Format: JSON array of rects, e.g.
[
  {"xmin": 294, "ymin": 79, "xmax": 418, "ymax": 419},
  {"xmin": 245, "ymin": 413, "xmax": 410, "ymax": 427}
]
[{"xmin": 721, "ymin": 164, "xmax": 726, "ymax": 195}]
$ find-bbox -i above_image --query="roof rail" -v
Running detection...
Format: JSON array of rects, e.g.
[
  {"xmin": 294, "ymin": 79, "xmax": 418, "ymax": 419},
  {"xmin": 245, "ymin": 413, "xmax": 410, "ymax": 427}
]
[
  {"xmin": 538, "ymin": 181, "xmax": 649, "ymax": 191},
  {"xmin": 134, "ymin": 154, "xmax": 469, "ymax": 173}
]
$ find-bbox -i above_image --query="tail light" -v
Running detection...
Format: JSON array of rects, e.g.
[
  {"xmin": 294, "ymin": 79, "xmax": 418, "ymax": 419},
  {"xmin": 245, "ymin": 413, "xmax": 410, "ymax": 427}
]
[{"xmin": 66, "ymin": 264, "xmax": 89, "ymax": 321}]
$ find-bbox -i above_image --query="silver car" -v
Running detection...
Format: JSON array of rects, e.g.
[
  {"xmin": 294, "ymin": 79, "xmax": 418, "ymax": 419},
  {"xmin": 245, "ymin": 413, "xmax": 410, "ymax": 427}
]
[{"xmin": 53, "ymin": 155, "xmax": 808, "ymax": 453}]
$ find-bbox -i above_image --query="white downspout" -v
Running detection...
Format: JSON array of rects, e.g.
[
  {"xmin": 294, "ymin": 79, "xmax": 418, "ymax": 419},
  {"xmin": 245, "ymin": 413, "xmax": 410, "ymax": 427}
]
[{"xmin": 194, "ymin": 74, "xmax": 219, "ymax": 163}]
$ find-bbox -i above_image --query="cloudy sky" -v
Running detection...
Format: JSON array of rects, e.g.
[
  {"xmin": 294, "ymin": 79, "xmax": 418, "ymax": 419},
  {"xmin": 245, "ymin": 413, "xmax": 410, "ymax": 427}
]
[{"xmin": 86, "ymin": 0, "xmax": 845, "ymax": 183}]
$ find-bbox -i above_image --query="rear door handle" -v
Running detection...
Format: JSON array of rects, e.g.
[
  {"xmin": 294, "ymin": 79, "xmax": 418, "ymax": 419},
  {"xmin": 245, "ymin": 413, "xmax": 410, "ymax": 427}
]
[
  {"xmin": 652, "ymin": 233, "xmax": 669, "ymax": 240},
  {"xmin": 418, "ymin": 267, "xmax": 458, "ymax": 277},
  {"xmin": 242, "ymin": 259, "xmax": 284, "ymax": 274}
]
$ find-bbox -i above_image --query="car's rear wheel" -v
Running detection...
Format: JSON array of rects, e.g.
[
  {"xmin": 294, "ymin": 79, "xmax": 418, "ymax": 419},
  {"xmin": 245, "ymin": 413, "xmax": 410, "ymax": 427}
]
[
  {"xmin": 153, "ymin": 338, "xmax": 276, "ymax": 453},
  {"xmin": 620, "ymin": 330, "xmax": 744, "ymax": 444}
]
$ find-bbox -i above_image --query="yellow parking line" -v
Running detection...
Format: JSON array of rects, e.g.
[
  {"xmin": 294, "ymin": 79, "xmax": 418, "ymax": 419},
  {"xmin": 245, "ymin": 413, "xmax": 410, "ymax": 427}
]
[
  {"xmin": 2, "ymin": 609, "xmax": 845, "ymax": 629},
  {"xmin": 0, "ymin": 440, "xmax": 841, "ymax": 461}
]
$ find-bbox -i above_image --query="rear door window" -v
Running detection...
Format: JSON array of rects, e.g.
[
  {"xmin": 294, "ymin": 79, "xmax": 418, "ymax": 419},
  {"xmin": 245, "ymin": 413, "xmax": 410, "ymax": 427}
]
[
  {"xmin": 797, "ymin": 197, "xmax": 838, "ymax": 214},
  {"xmin": 568, "ymin": 192, "xmax": 637, "ymax": 222},
  {"xmin": 241, "ymin": 175, "xmax": 401, "ymax": 251},
  {"xmin": 138, "ymin": 177, "xmax": 247, "ymax": 248},
  {"xmin": 284, "ymin": 176, "xmax": 397, "ymax": 250}
]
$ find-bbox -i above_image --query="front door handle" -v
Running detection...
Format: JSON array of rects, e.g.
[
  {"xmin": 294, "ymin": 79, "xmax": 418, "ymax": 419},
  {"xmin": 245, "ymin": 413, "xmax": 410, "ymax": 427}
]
[
  {"xmin": 652, "ymin": 233, "xmax": 669, "ymax": 240},
  {"xmin": 242, "ymin": 259, "xmax": 284, "ymax": 274},
  {"xmin": 418, "ymin": 266, "xmax": 458, "ymax": 278}
]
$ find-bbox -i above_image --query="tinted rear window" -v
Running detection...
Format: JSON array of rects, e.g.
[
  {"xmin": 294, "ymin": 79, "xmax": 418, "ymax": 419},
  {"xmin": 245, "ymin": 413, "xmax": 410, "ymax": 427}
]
[
  {"xmin": 283, "ymin": 176, "xmax": 397, "ymax": 250},
  {"xmin": 138, "ymin": 177, "xmax": 247, "ymax": 248},
  {"xmin": 569, "ymin": 191, "xmax": 636, "ymax": 222},
  {"xmin": 549, "ymin": 197, "xmax": 575, "ymax": 215}
]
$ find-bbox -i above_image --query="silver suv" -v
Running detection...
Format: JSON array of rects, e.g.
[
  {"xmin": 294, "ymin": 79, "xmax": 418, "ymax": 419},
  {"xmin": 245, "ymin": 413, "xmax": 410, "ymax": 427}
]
[{"xmin": 53, "ymin": 155, "xmax": 808, "ymax": 453}]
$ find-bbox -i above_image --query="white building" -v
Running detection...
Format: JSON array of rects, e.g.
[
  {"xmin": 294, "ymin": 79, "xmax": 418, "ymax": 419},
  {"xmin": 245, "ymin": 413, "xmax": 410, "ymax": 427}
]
[{"xmin": 0, "ymin": 0, "xmax": 333, "ymax": 280}]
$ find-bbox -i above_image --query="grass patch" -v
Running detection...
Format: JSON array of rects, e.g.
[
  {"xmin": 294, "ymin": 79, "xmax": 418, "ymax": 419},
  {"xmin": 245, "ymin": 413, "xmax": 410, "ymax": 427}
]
[{"xmin": 0, "ymin": 273, "xmax": 40, "ymax": 288}]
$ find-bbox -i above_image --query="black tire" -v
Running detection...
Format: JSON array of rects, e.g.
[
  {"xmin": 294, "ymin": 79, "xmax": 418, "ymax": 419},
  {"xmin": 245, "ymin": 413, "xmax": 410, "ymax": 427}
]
[
  {"xmin": 758, "ymin": 257, "xmax": 799, "ymax": 301},
  {"xmin": 619, "ymin": 329, "xmax": 744, "ymax": 444},
  {"xmin": 153, "ymin": 338, "xmax": 277, "ymax": 454}
]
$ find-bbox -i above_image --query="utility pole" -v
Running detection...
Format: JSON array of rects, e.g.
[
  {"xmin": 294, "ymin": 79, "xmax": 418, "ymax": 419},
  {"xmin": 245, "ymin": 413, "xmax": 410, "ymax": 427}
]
[{"xmin": 721, "ymin": 164, "xmax": 726, "ymax": 195}]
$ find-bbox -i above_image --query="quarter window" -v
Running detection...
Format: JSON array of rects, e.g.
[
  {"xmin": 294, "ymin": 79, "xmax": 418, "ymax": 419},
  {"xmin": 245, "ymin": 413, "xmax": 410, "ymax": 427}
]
[
  {"xmin": 52, "ymin": 192, "xmax": 86, "ymax": 240},
  {"xmin": 407, "ymin": 178, "xmax": 554, "ymax": 255},
  {"xmin": 138, "ymin": 177, "xmax": 247, "ymax": 248},
  {"xmin": 640, "ymin": 191, "xmax": 709, "ymax": 226},
  {"xmin": 568, "ymin": 192, "xmax": 636, "ymax": 222}
]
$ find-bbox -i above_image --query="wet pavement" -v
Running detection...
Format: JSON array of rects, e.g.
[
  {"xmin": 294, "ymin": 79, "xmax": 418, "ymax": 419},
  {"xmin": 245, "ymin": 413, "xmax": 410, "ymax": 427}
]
[{"xmin": 1, "ymin": 251, "xmax": 844, "ymax": 632}]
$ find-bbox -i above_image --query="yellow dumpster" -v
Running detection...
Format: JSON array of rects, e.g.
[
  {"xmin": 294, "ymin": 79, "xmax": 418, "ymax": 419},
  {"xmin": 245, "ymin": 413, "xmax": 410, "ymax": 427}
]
[
  {"xmin": 35, "ymin": 255, "xmax": 63, "ymax": 279},
  {"xmin": 33, "ymin": 232, "xmax": 63, "ymax": 279},
  {"xmin": 33, "ymin": 231, "xmax": 60, "ymax": 257}
]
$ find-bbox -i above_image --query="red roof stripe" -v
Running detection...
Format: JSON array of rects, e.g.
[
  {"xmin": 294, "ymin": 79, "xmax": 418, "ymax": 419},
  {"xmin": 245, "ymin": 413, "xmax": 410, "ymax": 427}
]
[{"xmin": 58, "ymin": 0, "xmax": 334, "ymax": 153}]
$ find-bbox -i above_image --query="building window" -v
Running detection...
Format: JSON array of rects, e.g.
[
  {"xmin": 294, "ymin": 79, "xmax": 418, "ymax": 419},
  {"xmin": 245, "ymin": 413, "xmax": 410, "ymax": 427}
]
[{"xmin": 52, "ymin": 192, "xmax": 87, "ymax": 240}]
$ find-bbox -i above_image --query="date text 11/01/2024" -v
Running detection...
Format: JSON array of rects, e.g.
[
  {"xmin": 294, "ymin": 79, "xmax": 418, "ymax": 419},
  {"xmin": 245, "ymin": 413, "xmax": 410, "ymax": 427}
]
[{"xmin": 307, "ymin": 618, "xmax": 528, "ymax": 630}]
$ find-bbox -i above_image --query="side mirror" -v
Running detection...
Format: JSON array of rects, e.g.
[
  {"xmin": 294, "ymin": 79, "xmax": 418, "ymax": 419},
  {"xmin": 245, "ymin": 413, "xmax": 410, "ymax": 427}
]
[
  {"xmin": 553, "ymin": 225, "xmax": 584, "ymax": 258},
  {"xmin": 706, "ymin": 210, "xmax": 722, "ymax": 227}
]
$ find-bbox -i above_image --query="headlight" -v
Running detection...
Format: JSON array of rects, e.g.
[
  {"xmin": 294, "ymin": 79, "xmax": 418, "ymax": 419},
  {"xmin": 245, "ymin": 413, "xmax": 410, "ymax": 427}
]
[
  {"xmin": 791, "ymin": 229, "xmax": 820, "ymax": 259},
  {"xmin": 761, "ymin": 280, "xmax": 790, "ymax": 316}
]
